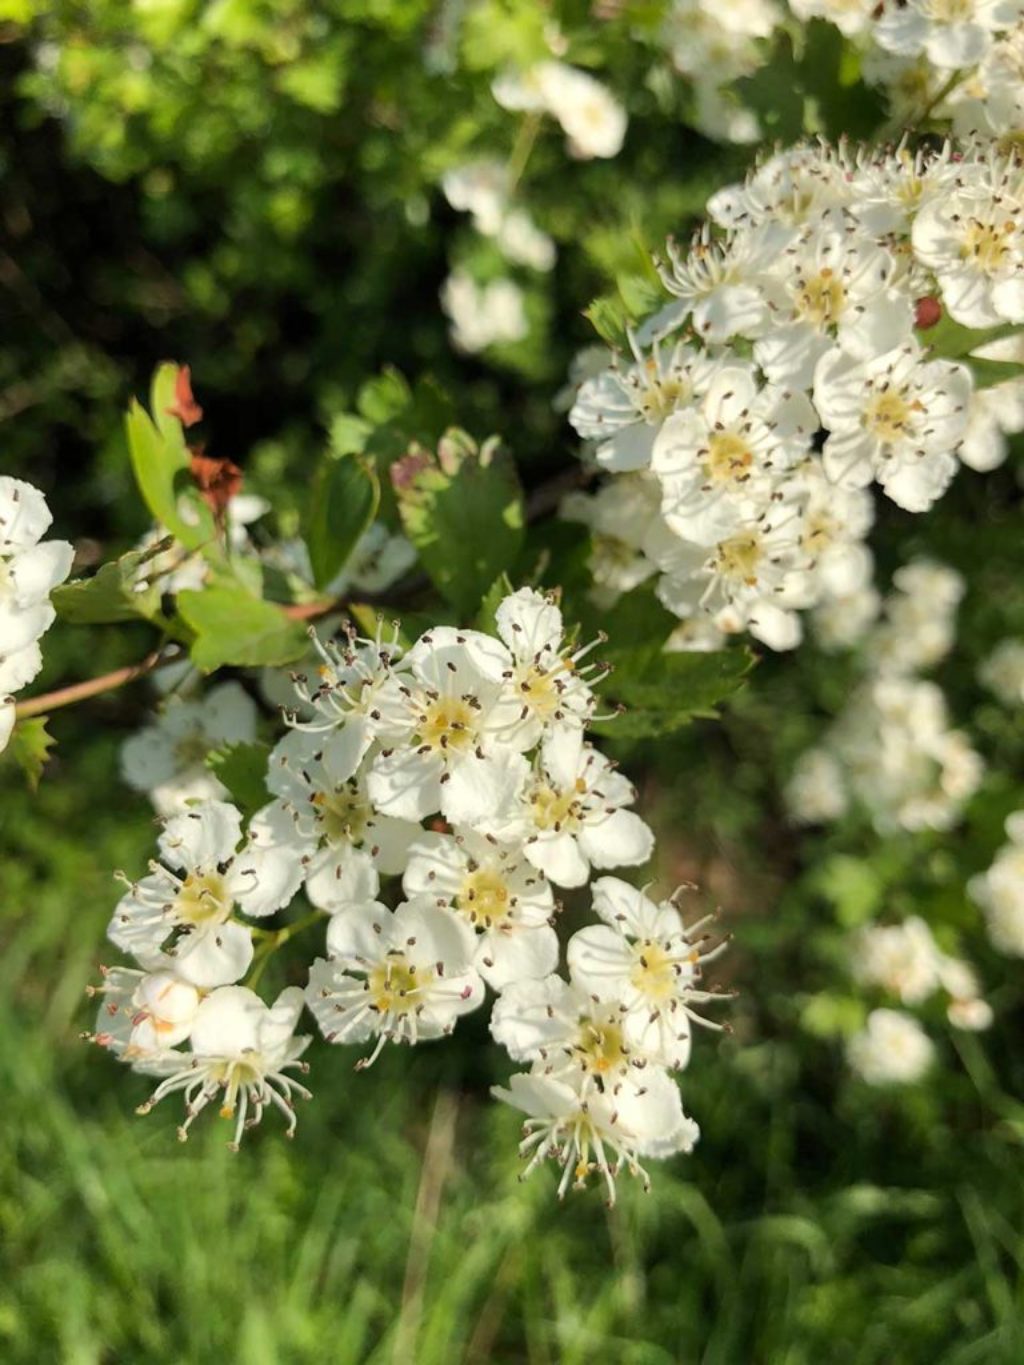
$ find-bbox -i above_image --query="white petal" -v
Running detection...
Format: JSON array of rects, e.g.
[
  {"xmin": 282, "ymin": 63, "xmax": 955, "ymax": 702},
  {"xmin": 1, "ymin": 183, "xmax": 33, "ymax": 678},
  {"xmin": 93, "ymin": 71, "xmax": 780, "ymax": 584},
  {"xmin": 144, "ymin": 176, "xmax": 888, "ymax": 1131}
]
[{"xmin": 158, "ymin": 801, "xmax": 243, "ymax": 871}]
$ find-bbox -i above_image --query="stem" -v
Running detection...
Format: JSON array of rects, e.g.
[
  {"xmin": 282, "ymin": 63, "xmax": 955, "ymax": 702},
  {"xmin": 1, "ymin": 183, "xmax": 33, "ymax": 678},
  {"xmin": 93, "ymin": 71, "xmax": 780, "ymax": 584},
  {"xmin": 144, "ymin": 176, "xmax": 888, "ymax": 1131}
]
[
  {"xmin": 506, "ymin": 111, "xmax": 543, "ymax": 197},
  {"xmin": 245, "ymin": 908, "xmax": 326, "ymax": 990},
  {"xmin": 880, "ymin": 69, "xmax": 964, "ymax": 142},
  {"xmin": 14, "ymin": 649, "xmax": 169, "ymax": 719}
]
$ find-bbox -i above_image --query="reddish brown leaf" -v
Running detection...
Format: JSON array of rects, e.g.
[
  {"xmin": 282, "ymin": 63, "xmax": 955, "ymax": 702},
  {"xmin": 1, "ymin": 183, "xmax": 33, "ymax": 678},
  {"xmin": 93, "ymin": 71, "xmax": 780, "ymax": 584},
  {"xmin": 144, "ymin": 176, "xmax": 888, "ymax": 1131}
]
[
  {"xmin": 190, "ymin": 447, "xmax": 243, "ymax": 516},
  {"xmin": 166, "ymin": 365, "xmax": 204, "ymax": 428}
]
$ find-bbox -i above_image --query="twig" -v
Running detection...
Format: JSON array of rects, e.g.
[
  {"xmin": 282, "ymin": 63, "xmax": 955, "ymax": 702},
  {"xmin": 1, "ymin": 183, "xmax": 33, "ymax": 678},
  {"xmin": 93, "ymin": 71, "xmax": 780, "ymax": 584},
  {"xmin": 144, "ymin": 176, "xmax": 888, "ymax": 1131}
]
[{"xmin": 14, "ymin": 649, "xmax": 169, "ymax": 720}]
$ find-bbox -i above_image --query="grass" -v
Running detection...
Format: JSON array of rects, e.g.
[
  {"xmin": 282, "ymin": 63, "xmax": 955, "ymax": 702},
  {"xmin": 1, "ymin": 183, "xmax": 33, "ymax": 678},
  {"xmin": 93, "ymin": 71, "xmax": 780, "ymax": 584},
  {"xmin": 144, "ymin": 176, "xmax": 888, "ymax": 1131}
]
[{"xmin": 3, "ymin": 704, "xmax": 1024, "ymax": 1364}]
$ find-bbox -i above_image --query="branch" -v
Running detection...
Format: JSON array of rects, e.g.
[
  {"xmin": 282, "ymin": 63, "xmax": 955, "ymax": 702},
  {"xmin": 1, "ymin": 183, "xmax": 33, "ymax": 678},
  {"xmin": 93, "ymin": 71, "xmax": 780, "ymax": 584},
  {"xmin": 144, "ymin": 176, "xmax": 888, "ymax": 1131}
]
[{"xmin": 14, "ymin": 649, "xmax": 169, "ymax": 720}]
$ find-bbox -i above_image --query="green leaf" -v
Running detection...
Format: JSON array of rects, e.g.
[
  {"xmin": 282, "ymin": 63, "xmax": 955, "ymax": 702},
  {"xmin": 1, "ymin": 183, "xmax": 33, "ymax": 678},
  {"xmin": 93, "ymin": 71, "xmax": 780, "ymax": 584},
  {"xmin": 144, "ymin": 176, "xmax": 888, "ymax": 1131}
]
[
  {"xmin": 206, "ymin": 741, "xmax": 271, "ymax": 817},
  {"xmin": 52, "ymin": 541, "xmax": 170, "ymax": 624},
  {"xmin": 5, "ymin": 716, "xmax": 56, "ymax": 790},
  {"xmin": 305, "ymin": 452, "xmax": 380, "ymax": 590},
  {"xmin": 584, "ymin": 294, "xmax": 631, "ymax": 350},
  {"xmin": 126, "ymin": 363, "xmax": 214, "ymax": 549},
  {"xmin": 963, "ymin": 356, "xmax": 1024, "ymax": 391},
  {"xmin": 591, "ymin": 647, "xmax": 755, "ymax": 739},
  {"xmin": 357, "ymin": 367, "xmax": 411, "ymax": 425},
  {"xmin": 392, "ymin": 429, "xmax": 525, "ymax": 619},
  {"xmin": 177, "ymin": 582, "xmax": 309, "ymax": 672},
  {"xmin": 918, "ymin": 315, "xmax": 1017, "ymax": 359},
  {"xmin": 475, "ymin": 573, "xmax": 515, "ymax": 633}
]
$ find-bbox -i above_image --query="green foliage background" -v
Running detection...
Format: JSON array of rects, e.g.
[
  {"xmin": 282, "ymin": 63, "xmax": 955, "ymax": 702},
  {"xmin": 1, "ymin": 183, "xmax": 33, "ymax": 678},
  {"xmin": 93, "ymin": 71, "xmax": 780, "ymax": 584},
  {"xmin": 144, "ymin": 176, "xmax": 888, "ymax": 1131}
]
[{"xmin": 1, "ymin": 2, "xmax": 1023, "ymax": 1361}]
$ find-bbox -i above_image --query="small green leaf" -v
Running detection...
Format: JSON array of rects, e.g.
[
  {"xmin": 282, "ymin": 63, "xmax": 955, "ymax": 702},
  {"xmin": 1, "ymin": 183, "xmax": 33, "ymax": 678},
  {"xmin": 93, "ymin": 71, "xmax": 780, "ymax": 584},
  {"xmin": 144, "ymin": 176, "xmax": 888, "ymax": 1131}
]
[
  {"xmin": 591, "ymin": 647, "xmax": 755, "ymax": 739},
  {"xmin": 126, "ymin": 363, "xmax": 214, "ymax": 549},
  {"xmin": 475, "ymin": 573, "xmax": 515, "ymax": 633},
  {"xmin": 178, "ymin": 582, "xmax": 309, "ymax": 672},
  {"xmin": 963, "ymin": 356, "xmax": 1024, "ymax": 390},
  {"xmin": 5, "ymin": 715, "xmax": 56, "ymax": 790},
  {"xmin": 305, "ymin": 452, "xmax": 380, "ymax": 590},
  {"xmin": 52, "ymin": 541, "xmax": 170, "ymax": 624},
  {"xmin": 207, "ymin": 741, "xmax": 271, "ymax": 817},
  {"xmin": 392, "ymin": 430, "xmax": 525, "ymax": 619},
  {"xmin": 584, "ymin": 294, "xmax": 631, "ymax": 350},
  {"xmin": 919, "ymin": 315, "xmax": 1018, "ymax": 359}
]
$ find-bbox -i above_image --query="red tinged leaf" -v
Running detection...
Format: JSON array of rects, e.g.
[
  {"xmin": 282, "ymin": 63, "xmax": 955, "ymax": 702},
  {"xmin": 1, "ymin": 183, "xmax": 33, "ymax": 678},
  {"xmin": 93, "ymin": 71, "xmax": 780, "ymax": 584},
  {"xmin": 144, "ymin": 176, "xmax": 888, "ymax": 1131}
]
[
  {"xmin": 915, "ymin": 296, "xmax": 943, "ymax": 330},
  {"xmin": 190, "ymin": 446, "xmax": 244, "ymax": 516},
  {"xmin": 166, "ymin": 364, "xmax": 204, "ymax": 427}
]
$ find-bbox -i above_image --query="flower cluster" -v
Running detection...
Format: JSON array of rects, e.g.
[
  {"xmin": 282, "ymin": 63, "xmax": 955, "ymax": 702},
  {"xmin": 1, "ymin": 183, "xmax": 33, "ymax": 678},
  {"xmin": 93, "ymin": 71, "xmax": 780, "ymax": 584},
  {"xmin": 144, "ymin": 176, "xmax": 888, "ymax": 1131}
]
[
  {"xmin": 845, "ymin": 915, "xmax": 991, "ymax": 1085},
  {"xmin": 95, "ymin": 588, "xmax": 724, "ymax": 1201},
  {"xmin": 565, "ymin": 139, "xmax": 1024, "ymax": 650},
  {"xmin": 786, "ymin": 559, "xmax": 983, "ymax": 833},
  {"xmin": 0, "ymin": 476, "xmax": 73, "ymax": 753},
  {"xmin": 970, "ymin": 811, "xmax": 1024, "ymax": 957}
]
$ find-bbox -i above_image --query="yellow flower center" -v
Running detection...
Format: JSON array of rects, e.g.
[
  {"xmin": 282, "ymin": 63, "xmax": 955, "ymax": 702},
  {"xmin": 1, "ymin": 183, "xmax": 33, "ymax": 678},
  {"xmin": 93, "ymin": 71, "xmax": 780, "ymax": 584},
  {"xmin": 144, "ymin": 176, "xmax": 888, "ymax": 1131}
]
[
  {"xmin": 457, "ymin": 867, "xmax": 513, "ymax": 928},
  {"xmin": 715, "ymin": 531, "xmax": 762, "ymax": 585},
  {"xmin": 796, "ymin": 268, "xmax": 846, "ymax": 327},
  {"xmin": 705, "ymin": 431, "xmax": 755, "ymax": 486},
  {"xmin": 368, "ymin": 959, "xmax": 422, "ymax": 1015},
  {"xmin": 638, "ymin": 368, "xmax": 691, "ymax": 422},
  {"xmin": 417, "ymin": 697, "xmax": 476, "ymax": 753},
  {"xmin": 311, "ymin": 785, "xmax": 371, "ymax": 845},
  {"xmin": 530, "ymin": 780, "xmax": 584, "ymax": 832},
  {"xmin": 865, "ymin": 389, "xmax": 915, "ymax": 443},
  {"xmin": 961, "ymin": 218, "xmax": 1013, "ymax": 274},
  {"xmin": 629, "ymin": 940, "xmax": 687, "ymax": 1003},
  {"xmin": 575, "ymin": 1016, "xmax": 628, "ymax": 1075},
  {"xmin": 176, "ymin": 871, "xmax": 231, "ymax": 926}
]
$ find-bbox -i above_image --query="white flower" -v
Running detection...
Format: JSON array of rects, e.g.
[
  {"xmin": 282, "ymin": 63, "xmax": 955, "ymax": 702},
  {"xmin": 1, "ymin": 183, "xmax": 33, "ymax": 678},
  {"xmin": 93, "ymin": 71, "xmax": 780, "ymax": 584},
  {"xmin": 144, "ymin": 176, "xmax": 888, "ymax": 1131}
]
[
  {"xmin": 441, "ymin": 159, "xmax": 509, "ymax": 234},
  {"xmin": 796, "ymin": 461, "xmax": 875, "ymax": 600},
  {"xmin": 811, "ymin": 586, "xmax": 881, "ymax": 652},
  {"xmin": 367, "ymin": 626, "xmax": 530, "ymax": 826},
  {"xmin": 867, "ymin": 558, "xmax": 964, "ymax": 675},
  {"xmin": 493, "ymin": 1069, "xmax": 699, "ymax": 1204},
  {"xmin": 0, "ymin": 698, "xmax": 13, "ymax": 753},
  {"xmin": 876, "ymin": 0, "xmax": 1019, "ymax": 70},
  {"xmin": 569, "ymin": 338, "xmax": 721, "ymax": 472},
  {"xmin": 566, "ymin": 877, "xmax": 728, "ymax": 1071},
  {"xmin": 788, "ymin": 0, "xmax": 874, "ymax": 36},
  {"xmin": 497, "ymin": 209, "xmax": 556, "ymax": 272},
  {"xmin": 484, "ymin": 728, "xmax": 654, "ymax": 888},
  {"xmin": 90, "ymin": 966, "xmax": 202, "ymax": 1062},
  {"xmin": 814, "ymin": 343, "xmax": 971, "ymax": 512},
  {"xmin": 306, "ymin": 897, "xmax": 484, "ymax": 1064},
  {"xmin": 847, "ymin": 1008, "xmax": 934, "ymax": 1085},
  {"xmin": 402, "ymin": 829, "xmax": 557, "ymax": 988},
  {"xmin": 0, "ymin": 475, "xmax": 72, "ymax": 685},
  {"xmin": 646, "ymin": 501, "xmax": 810, "ymax": 651},
  {"xmin": 755, "ymin": 223, "xmax": 914, "ymax": 388},
  {"xmin": 979, "ymin": 638, "xmax": 1024, "ymax": 705},
  {"xmin": 851, "ymin": 917, "xmax": 947, "ymax": 1006},
  {"xmin": 489, "ymin": 587, "xmax": 603, "ymax": 746},
  {"xmin": 970, "ymin": 811, "xmax": 1024, "ymax": 956},
  {"xmin": 560, "ymin": 475, "xmax": 661, "ymax": 603},
  {"xmin": 441, "ymin": 272, "xmax": 528, "ymax": 353},
  {"xmin": 134, "ymin": 986, "xmax": 311, "ymax": 1147},
  {"xmin": 120, "ymin": 681, "xmax": 259, "ymax": 816},
  {"xmin": 657, "ymin": 222, "xmax": 788, "ymax": 343},
  {"xmin": 911, "ymin": 158, "xmax": 1024, "ymax": 328},
  {"xmin": 652, "ymin": 366, "xmax": 815, "ymax": 546},
  {"xmin": 533, "ymin": 62, "xmax": 627, "ymax": 160},
  {"xmin": 256, "ymin": 728, "xmax": 419, "ymax": 911},
  {"xmin": 785, "ymin": 748, "xmax": 849, "ymax": 824},
  {"xmin": 707, "ymin": 144, "xmax": 853, "ymax": 231},
  {"xmin": 108, "ymin": 802, "xmax": 305, "ymax": 988}
]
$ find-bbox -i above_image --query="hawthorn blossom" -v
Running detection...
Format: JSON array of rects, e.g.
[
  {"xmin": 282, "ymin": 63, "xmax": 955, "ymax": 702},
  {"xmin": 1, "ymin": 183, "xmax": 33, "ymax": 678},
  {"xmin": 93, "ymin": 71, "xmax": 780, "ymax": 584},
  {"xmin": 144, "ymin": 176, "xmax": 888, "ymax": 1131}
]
[
  {"xmin": 876, "ymin": 0, "xmax": 1020, "ymax": 70},
  {"xmin": 402, "ymin": 829, "xmax": 558, "ymax": 988},
  {"xmin": 979, "ymin": 637, "xmax": 1024, "ymax": 704},
  {"xmin": 257, "ymin": 727, "xmax": 418, "ymax": 910},
  {"xmin": 0, "ymin": 475, "xmax": 73, "ymax": 702},
  {"xmin": 494, "ymin": 1069, "xmax": 699, "ymax": 1204},
  {"xmin": 90, "ymin": 966, "xmax": 202, "ymax": 1062},
  {"xmin": 441, "ymin": 272, "xmax": 528, "ymax": 353},
  {"xmin": 566, "ymin": 877, "xmax": 729, "ymax": 1070},
  {"xmin": 367, "ymin": 626, "xmax": 530, "ymax": 826},
  {"xmin": 134, "ymin": 986, "xmax": 311, "ymax": 1147},
  {"xmin": 484, "ymin": 728, "xmax": 654, "ymax": 888},
  {"xmin": 108, "ymin": 802, "xmax": 305, "ymax": 988},
  {"xmin": 306, "ymin": 898, "xmax": 484, "ymax": 1064},
  {"xmin": 814, "ymin": 343, "xmax": 971, "ymax": 512},
  {"xmin": 847, "ymin": 1008, "xmax": 935, "ymax": 1085},
  {"xmin": 120, "ymin": 681, "xmax": 259, "ymax": 816},
  {"xmin": 969, "ymin": 811, "xmax": 1024, "ymax": 956}
]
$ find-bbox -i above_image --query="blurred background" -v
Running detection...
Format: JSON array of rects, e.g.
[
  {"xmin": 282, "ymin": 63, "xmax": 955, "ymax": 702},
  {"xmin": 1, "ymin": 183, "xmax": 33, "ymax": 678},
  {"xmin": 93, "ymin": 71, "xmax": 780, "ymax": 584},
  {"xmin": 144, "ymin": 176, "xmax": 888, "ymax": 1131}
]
[{"xmin": 1, "ymin": 3, "xmax": 1023, "ymax": 1361}]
